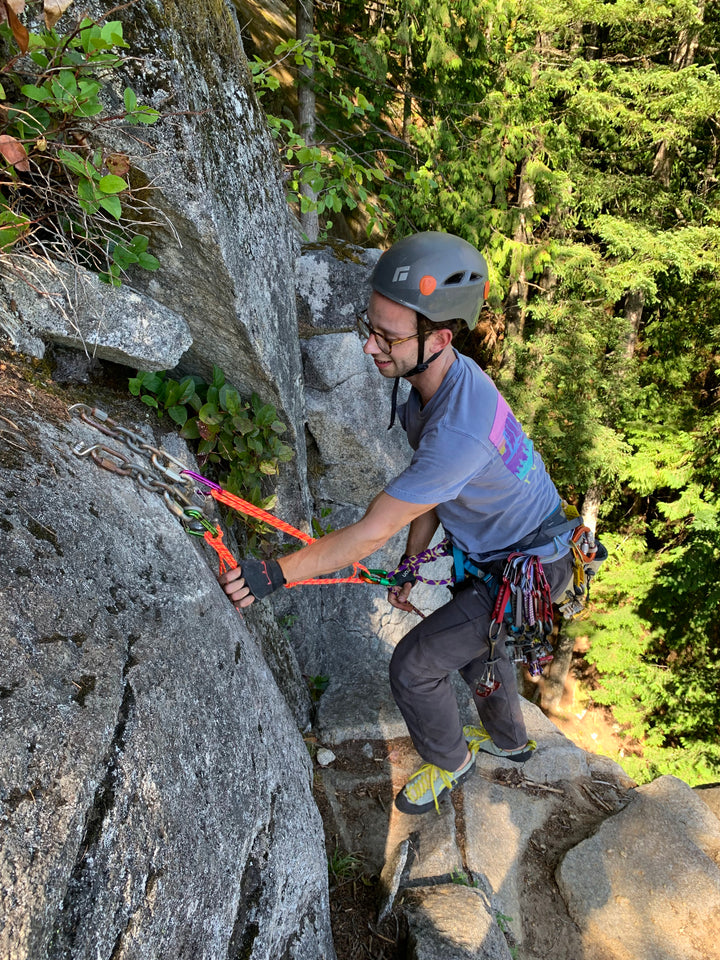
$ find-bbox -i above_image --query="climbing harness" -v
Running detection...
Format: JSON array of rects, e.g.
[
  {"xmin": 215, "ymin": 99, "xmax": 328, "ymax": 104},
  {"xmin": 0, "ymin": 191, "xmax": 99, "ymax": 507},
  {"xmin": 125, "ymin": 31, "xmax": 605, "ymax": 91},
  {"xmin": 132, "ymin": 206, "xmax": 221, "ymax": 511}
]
[{"xmin": 436, "ymin": 499, "xmax": 606, "ymax": 694}]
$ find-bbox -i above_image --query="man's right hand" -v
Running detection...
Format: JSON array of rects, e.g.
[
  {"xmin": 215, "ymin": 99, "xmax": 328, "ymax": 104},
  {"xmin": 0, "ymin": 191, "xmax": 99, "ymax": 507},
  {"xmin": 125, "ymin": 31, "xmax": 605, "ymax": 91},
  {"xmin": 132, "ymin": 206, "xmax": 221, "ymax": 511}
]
[
  {"xmin": 219, "ymin": 566, "xmax": 255, "ymax": 608},
  {"xmin": 218, "ymin": 558, "xmax": 285, "ymax": 608}
]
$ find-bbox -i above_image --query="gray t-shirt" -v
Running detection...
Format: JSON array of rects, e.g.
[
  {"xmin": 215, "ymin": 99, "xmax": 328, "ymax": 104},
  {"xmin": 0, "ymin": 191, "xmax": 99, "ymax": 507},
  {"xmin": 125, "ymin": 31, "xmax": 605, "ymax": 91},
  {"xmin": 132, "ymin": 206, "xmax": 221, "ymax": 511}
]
[{"xmin": 384, "ymin": 352, "xmax": 563, "ymax": 563}]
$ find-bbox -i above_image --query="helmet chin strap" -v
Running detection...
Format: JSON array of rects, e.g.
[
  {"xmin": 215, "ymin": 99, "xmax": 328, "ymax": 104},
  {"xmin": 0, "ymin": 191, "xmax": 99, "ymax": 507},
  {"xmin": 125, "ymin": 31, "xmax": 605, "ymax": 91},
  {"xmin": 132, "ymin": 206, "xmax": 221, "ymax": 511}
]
[{"xmin": 388, "ymin": 328, "xmax": 443, "ymax": 430}]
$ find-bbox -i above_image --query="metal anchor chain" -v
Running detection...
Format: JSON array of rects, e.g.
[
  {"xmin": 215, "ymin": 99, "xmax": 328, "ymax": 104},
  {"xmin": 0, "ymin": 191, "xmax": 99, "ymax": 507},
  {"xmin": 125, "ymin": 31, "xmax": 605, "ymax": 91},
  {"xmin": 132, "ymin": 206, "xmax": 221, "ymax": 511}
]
[{"xmin": 69, "ymin": 404, "xmax": 216, "ymax": 536}]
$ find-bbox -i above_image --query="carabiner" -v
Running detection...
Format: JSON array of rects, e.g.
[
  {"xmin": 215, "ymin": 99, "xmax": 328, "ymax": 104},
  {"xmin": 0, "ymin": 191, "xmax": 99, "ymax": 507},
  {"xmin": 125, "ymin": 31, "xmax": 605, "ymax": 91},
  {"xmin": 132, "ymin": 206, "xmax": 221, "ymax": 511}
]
[
  {"xmin": 358, "ymin": 568, "xmax": 396, "ymax": 587},
  {"xmin": 181, "ymin": 469, "xmax": 222, "ymax": 493},
  {"xmin": 181, "ymin": 508, "xmax": 219, "ymax": 538}
]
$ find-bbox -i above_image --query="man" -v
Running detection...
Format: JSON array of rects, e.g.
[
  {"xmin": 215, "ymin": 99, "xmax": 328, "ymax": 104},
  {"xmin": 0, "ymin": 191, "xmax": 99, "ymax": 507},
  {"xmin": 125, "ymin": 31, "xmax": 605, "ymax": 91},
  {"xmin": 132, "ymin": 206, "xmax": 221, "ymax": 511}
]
[{"xmin": 220, "ymin": 232, "xmax": 574, "ymax": 815}]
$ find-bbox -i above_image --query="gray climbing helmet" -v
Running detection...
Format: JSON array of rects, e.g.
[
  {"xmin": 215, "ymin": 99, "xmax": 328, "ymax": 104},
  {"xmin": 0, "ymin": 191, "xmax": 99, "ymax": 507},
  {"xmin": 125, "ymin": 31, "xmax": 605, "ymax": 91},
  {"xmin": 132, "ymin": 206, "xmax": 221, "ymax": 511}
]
[{"xmin": 370, "ymin": 231, "xmax": 489, "ymax": 328}]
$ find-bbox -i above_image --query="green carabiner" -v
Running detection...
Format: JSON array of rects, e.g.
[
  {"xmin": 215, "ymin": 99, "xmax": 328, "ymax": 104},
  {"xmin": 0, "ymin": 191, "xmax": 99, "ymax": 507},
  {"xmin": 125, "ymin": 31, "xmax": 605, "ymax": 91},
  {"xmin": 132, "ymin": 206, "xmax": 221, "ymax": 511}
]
[
  {"xmin": 359, "ymin": 568, "xmax": 398, "ymax": 587},
  {"xmin": 182, "ymin": 508, "xmax": 218, "ymax": 538}
]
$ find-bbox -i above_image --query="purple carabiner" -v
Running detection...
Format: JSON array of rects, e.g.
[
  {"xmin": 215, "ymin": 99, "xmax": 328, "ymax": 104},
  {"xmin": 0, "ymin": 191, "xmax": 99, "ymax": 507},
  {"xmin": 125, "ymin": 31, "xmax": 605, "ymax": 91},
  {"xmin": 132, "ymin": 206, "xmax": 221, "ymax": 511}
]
[{"xmin": 181, "ymin": 469, "xmax": 222, "ymax": 492}]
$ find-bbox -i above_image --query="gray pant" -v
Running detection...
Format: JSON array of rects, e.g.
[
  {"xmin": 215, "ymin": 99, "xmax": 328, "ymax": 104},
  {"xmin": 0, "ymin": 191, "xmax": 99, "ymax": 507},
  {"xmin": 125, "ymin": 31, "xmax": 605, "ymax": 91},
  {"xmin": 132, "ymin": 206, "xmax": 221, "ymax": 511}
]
[{"xmin": 389, "ymin": 553, "xmax": 574, "ymax": 770}]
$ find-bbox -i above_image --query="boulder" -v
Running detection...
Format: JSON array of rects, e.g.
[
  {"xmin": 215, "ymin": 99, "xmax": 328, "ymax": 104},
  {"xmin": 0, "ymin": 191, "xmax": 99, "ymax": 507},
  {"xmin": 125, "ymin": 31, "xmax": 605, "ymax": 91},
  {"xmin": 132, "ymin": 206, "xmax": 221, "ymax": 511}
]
[
  {"xmin": 295, "ymin": 242, "xmax": 382, "ymax": 331},
  {"xmin": 556, "ymin": 774, "xmax": 720, "ymax": 960},
  {"xmin": 1, "ymin": 264, "xmax": 192, "ymax": 371},
  {"xmin": 401, "ymin": 886, "xmax": 513, "ymax": 960},
  {"xmin": 695, "ymin": 782, "xmax": 720, "ymax": 821}
]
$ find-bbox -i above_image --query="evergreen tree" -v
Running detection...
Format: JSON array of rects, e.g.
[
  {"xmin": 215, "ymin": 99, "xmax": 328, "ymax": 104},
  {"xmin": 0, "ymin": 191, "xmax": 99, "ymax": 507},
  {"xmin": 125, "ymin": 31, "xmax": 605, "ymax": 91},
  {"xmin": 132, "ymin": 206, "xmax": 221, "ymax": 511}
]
[{"xmin": 307, "ymin": 0, "xmax": 720, "ymax": 782}]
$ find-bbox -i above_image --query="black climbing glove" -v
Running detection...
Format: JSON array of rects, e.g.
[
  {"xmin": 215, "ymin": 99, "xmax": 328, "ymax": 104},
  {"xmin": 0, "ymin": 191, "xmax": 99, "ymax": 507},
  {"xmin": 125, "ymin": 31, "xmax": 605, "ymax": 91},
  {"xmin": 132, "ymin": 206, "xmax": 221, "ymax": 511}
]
[
  {"xmin": 392, "ymin": 555, "xmax": 417, "ymax": 589},
  {"xmin": 239, "ymin": 558, "xmax": 286, "ymax": 600}
]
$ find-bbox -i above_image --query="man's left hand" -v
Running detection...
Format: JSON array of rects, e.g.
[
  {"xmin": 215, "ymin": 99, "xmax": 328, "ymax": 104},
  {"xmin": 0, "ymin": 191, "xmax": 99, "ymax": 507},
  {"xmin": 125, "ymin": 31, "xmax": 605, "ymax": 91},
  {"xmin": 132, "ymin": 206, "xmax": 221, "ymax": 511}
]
[{"xmin": 388, "ymin": 581, "xmax": 417, "ymax": 612}]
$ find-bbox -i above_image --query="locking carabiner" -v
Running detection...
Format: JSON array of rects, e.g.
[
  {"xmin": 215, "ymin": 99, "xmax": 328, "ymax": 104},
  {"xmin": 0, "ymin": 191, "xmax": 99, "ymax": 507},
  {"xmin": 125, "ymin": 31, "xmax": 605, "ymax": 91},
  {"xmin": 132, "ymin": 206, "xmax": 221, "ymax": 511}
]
[
  {"xmin": 181, "ymin": 508, "xmax": 219, "ymax": 538},
  {"xmin": 357, "ymin": 568, "xmax": 397, "ymax": 587}
]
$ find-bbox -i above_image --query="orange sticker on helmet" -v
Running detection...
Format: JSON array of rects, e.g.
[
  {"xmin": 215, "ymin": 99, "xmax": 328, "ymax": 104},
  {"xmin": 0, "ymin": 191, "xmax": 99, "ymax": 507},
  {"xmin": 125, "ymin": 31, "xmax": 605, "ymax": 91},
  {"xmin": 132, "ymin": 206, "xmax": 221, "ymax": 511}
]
[
  {"xmin": 484, "ymin": 280, "xmax": 490, "ymax": 300},
  {"xmin": 419, "ymin": 275, "xmax": 437, "ymax": 296}
]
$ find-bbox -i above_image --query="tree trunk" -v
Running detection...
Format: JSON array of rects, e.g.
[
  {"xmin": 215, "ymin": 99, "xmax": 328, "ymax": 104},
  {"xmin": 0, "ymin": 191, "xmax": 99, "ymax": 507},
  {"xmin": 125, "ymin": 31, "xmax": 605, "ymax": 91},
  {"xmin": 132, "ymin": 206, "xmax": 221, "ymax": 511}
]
[
  {"xmin": 539, "ymin": 622, "xmax": 576, "ymax": 713},
  {"xmin": 623, "ymin": 288, "xmax": 645, "ymax": 361},
  {"xmin": 402, "ymin": 48, "xmax": 413, "ymax": 143},
  {"xmin": 673, "ymin": 1, "xmax": 704, "ymax": 69},
  {"xmin": 296, "ymin": 0, "xmax": 319, "ymax": 241},
  {"xmin": 581, "ymin": 483, "xmax": 603, "ymax": 535},
  {"xmin": 498, "ymin": 41, "xmax": 546, "ymax": 384},
  {"xmin": 540, "ymin": 483, "xmax": 604, "ymax": 710},
  {"xmin": 652, "ymin": 1, "xmax": 705, "ymax": 186},
  {"xmin": 499, "ymin": 165, "xmax": 534, "ymax": 383}
]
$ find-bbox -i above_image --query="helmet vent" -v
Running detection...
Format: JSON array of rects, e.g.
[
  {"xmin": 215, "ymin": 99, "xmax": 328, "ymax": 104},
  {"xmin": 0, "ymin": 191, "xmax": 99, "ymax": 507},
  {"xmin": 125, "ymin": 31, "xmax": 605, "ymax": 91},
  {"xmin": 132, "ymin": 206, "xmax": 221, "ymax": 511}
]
[
  {"xmin": 442, "ymin": 271, "xmax": 465, "ymax": 286},
  {"xmin": 469, "ymin": 272, "xmax": 484, "ymax": 283}
]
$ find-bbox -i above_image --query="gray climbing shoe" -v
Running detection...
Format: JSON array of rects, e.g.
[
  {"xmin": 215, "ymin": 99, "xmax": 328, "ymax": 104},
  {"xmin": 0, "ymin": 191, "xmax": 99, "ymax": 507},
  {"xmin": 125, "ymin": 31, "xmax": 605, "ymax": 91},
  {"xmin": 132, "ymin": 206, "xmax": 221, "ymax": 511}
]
[{"xmin": 463, "ymin": 724, "xmax": 536, "ymax": 763}]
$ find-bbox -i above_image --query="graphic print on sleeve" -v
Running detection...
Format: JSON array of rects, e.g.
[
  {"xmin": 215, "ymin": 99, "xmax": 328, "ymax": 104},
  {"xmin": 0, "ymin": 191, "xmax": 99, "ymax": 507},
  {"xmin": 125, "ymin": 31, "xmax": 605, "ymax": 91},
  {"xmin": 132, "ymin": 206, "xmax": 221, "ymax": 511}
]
[{"xmin": 488, "ymin": 393, "xmax": 535, "ymax": 482}]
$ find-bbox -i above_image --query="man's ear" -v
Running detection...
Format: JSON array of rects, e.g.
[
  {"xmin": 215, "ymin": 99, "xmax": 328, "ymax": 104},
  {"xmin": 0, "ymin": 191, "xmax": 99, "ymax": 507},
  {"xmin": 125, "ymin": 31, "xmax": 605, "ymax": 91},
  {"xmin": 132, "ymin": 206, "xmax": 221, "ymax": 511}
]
[{"xmin": 427, "ymin": 327, "xmax": 454, "ymax": 352}]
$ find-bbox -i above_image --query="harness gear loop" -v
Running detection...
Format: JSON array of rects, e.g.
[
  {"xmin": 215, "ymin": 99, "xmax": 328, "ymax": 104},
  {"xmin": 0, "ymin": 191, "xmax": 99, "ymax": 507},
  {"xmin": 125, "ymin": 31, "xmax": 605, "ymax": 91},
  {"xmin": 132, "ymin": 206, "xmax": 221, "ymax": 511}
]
[{"xmin": 558, "ymin": 524, "xmax": 608, "ymax": 620}]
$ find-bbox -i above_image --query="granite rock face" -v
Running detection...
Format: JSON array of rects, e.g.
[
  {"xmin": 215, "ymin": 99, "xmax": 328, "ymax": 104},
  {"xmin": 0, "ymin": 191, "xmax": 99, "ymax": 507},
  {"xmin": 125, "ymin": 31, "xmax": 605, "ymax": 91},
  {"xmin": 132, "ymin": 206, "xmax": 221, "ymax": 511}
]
[
  {"xmin": 0, "ymin": 0, "xmax": 310, "ymax": 526},
  {"xmin": 0, "ymin": 405, "xmax": 334, "ymax": 960}
]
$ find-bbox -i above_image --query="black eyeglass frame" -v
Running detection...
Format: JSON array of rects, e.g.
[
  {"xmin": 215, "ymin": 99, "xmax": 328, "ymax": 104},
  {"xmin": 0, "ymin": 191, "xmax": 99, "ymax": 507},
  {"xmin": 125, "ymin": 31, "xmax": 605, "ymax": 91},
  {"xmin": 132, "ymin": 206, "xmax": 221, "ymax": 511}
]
[{"xmin": 356, "ymin": 311, "xmax": 424, "ymax": 355}]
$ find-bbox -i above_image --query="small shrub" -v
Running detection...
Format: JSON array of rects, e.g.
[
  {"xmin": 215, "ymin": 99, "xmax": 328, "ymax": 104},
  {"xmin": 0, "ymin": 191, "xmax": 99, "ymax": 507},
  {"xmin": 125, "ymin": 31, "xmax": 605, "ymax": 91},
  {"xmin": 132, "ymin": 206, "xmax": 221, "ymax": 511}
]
[
  {"xmin": 328, "ymin": 846, "xmax": 363, "ymax": 882},
  {"xmin": 129, "ymin": 365, "xmax": 294, "ymax": 538},
  {"xmin": 0, "ymin": 3, "xmax": 161, "ymax": 286}
]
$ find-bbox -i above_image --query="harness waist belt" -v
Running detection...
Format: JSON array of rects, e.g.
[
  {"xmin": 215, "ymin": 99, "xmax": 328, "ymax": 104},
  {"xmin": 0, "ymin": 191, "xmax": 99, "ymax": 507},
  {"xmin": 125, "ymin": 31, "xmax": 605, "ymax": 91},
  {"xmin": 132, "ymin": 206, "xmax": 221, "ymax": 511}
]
[{"xmin": 453, "ymin": 502, "xmax": 581, "ymax": 583}]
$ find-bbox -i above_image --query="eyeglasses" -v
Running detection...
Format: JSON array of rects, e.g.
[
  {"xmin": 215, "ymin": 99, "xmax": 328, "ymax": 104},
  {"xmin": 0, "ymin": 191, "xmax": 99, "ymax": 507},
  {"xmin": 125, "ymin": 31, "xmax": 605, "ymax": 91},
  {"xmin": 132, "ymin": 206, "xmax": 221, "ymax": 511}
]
[{"xmin": 356, "ymin": 311, "xmax": 420, "ymax": 355}]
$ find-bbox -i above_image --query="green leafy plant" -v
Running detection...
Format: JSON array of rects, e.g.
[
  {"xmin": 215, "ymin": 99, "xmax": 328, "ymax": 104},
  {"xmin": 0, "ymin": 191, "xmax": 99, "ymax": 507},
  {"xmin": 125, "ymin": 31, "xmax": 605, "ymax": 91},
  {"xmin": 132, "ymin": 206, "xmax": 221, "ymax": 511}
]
[
  {"xmin": 311, "ymin": 506, "xmax": 334, "ymax": 538},
  {"xmin": 279, "ymin": 613, "xmax": 299, "ymax": 630},
  {"xmin": 128, "ymin": 366, "xmax": 294, "ymax": 520},
  {"xmin": 250, "ymin": 34, "xmax": 396, "ymax": 239},
  {"xmin": 495, "ymin": 912, "xmax": 519, "ymax": 959},
  {"xmin": 450, "ymin": 869, "xmax": 479, "ymax": 888},
  {"xmin": 304, "ymin": 673, "xmax": 329, "ymax": 703},
  {"xmin": 0, "ymin": 3, "xmax": 160, "ymax": 286}
]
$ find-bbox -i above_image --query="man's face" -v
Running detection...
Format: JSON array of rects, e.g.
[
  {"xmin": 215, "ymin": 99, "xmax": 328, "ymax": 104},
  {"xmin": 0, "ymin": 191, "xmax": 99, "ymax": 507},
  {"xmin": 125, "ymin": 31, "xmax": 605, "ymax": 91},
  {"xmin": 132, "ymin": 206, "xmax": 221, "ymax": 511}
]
[{"xmin": 361, "ymin": 292, "xmax": 423, "ymax": 379}]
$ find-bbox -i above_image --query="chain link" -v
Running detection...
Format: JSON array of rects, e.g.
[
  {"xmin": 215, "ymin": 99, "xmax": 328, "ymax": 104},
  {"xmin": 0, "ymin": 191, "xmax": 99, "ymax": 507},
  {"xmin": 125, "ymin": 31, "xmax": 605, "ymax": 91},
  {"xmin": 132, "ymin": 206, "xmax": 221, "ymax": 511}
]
[{"xmin": 69, "ymin": 404, "xmax": 214, "ymax": 534}]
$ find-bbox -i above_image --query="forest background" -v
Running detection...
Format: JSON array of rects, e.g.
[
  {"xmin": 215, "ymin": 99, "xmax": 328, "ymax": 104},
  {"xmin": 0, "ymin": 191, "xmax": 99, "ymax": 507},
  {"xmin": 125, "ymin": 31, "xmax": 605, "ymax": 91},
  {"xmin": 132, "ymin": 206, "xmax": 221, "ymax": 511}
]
[
  {"xmin": 248, "ymin": 0, "xmax": 719, "ymax": 788},
  {"xmin": 1, "ymin": 0, "xmax": 718, "ymax": 788}
]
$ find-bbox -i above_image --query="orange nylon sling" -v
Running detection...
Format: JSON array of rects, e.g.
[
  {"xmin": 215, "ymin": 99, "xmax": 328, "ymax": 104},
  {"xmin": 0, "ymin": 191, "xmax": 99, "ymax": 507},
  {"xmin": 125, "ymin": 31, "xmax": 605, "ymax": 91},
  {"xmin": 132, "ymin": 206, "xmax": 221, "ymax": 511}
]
[{"xmin": 182, "ymin": 472, "xmax": 373, "ymax": 588}]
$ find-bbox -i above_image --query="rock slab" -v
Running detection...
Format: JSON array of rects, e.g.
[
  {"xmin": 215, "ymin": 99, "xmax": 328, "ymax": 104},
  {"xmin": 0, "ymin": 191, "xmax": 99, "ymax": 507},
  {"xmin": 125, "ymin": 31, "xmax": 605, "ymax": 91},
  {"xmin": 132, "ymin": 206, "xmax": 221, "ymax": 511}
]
[
  {"xmin": 0, "ymin": 403, "xmax": 334, "ymax": 960},
  {"xmin": 556, "ymin": 774, "xmax": 720, "ymax": 960}
]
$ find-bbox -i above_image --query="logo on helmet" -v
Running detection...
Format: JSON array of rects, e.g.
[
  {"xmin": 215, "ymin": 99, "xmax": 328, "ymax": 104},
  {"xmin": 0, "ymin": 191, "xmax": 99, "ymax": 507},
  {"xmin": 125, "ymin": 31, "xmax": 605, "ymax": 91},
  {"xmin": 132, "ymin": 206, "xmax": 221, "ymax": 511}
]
[{"xmin": 392, "ymin": 266, "xmax": 410, "ymax": 282}]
